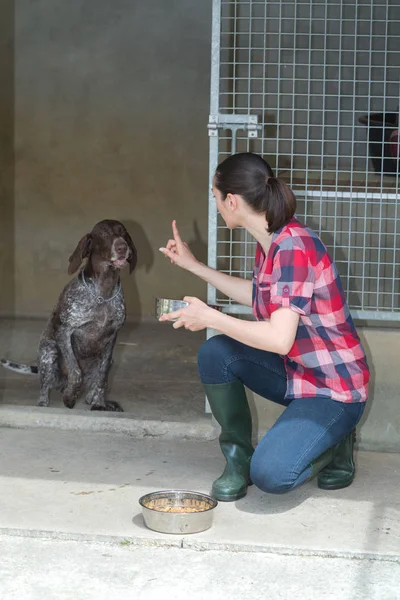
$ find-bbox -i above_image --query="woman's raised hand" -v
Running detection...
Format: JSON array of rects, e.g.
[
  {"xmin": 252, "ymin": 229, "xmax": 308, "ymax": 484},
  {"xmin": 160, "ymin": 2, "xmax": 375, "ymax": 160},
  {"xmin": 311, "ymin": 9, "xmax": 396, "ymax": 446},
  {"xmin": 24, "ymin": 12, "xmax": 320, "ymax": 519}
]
[{"xmin": 159, "ymin": 220, "xmax": 199, "ymax": 272}]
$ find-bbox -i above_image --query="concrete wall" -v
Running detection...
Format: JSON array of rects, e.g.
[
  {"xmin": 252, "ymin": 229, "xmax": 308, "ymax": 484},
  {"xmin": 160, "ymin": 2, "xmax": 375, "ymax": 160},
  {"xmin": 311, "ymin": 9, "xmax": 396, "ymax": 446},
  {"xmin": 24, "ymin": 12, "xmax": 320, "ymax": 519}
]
[
  {"xmin": 9, "ymin": 0, "xmax": 211, "ymax": 319},
  {"xmin": 247, "ymin": 328, "xmax": 400, "ymax": 453},
  {"xmin": 0, "ymin": 1, "xmax": 15, "ymax": 316}
]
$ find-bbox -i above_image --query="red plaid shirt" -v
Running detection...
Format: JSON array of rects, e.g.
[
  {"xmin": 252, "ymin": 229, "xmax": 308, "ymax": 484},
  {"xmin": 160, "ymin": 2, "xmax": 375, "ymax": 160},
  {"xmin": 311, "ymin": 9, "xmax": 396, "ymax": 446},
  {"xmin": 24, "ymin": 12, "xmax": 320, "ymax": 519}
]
[{"xmin": 252, "ymin": 218, "xmax": 369, "ymax": 403}]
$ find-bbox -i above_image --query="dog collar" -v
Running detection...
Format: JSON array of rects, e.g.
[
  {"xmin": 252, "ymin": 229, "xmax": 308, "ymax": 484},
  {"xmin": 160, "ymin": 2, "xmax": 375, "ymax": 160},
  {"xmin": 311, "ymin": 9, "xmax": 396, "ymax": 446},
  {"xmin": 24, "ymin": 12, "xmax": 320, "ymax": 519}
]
[{"xmin": 81, "ymin": 271, "xmax": 122, "ymax": 305}]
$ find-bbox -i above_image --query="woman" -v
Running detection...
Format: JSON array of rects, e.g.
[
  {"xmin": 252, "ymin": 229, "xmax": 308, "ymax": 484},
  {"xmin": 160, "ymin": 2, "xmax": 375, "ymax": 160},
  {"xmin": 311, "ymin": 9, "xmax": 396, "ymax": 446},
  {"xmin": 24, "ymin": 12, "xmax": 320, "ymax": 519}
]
[{"xmin": 159, "ymin": 152, "xmax": 369, "ymax": 502}]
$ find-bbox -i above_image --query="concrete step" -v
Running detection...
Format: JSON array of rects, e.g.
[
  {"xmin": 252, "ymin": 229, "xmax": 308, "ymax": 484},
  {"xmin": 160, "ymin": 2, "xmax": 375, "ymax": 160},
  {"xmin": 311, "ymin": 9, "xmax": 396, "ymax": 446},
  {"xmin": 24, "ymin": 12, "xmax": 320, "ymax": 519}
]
[{"xmin": 0, "ymin": 404, "xmax": 216, "ymax": 440}]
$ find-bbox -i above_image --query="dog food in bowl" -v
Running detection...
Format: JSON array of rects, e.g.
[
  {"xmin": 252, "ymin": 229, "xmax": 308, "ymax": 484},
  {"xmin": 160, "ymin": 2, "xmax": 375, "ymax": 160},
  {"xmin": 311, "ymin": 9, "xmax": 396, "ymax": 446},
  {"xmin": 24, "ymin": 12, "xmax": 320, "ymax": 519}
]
[{"xmin": 138, "ymin": 490, "xmax": 218, "ymax": 534}]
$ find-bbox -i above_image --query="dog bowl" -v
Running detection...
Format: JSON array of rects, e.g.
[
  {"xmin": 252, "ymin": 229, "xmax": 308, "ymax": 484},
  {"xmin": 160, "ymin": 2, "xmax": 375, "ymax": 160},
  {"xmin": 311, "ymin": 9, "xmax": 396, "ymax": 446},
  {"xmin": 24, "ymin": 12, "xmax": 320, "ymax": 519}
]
[
  {"xmin": 138, "ymin": 490, "xmax": 218, "ymax": 535},
  {"xmin": 155, "ymin": 298, "xmax": 189, "ymax": 320}
]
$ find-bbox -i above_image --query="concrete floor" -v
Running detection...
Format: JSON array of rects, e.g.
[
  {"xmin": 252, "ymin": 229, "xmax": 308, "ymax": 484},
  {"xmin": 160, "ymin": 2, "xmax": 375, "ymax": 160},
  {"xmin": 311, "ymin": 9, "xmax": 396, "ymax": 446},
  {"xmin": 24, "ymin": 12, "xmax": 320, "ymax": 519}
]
[
  {"xmin": 2, "ymin": 535, "xmax": 399, "ymax": 600},
  {"xmin": 0, "ymin": 318, "xmax": 207, "ymax": 421},
  {"xmin": 0, "ymin": 427, "xmax": 399, "ymax": 599},
  {"xmin": 1, "ymin": 427, "xmax": 399, "ymax": 559}
]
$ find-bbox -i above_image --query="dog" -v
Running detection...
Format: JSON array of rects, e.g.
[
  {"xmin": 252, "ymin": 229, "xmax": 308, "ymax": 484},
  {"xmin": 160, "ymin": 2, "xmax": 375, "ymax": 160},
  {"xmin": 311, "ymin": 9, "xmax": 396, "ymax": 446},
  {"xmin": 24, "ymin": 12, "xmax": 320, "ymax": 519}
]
[{"xmin": 1, "ymin": 219, "xmax": 137, "ymax": 412}]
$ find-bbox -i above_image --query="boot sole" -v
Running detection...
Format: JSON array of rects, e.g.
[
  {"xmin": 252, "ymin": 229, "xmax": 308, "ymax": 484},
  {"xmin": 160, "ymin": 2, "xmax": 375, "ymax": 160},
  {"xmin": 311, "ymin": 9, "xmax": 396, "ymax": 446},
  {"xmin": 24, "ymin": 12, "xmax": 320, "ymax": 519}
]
[
  {"xmin": 212, "ymin": 489, "xmax": 248, "ymax": 502},
  {"xmin": 212, "ymin": 480, "xmax": 252, "ymax": 502},
  {"xmin": 317, "ymin": 476, "xmax": 355, "ymax": 490}
]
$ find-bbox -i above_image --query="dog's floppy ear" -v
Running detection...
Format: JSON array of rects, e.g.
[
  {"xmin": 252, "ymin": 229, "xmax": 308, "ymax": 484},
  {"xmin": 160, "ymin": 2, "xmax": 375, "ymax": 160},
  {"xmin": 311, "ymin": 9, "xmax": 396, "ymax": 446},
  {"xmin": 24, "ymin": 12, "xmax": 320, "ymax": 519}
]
[
  {"xmin": 68, "ymin": 234, "xmax": 92, "ymax": 275},
  {"xmin": 124, "ymin": 231, "xmax": 137, "ymax": 274}
]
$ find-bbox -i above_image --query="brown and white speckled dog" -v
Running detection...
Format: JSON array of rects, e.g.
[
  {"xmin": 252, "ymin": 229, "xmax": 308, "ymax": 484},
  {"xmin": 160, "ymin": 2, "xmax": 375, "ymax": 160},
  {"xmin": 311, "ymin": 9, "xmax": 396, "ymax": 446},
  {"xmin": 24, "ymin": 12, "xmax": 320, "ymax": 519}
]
[{"xmin": 1, "ymin": 220, "xmax": 137, "ymax": 412}]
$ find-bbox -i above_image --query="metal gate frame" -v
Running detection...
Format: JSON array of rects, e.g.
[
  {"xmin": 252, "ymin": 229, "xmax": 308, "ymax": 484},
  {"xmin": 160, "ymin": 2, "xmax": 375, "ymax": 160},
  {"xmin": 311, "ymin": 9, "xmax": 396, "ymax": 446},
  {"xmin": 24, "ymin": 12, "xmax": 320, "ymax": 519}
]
[{"xmin": 207, "ymin": 0, "xmax": 400, "ymax": 322}]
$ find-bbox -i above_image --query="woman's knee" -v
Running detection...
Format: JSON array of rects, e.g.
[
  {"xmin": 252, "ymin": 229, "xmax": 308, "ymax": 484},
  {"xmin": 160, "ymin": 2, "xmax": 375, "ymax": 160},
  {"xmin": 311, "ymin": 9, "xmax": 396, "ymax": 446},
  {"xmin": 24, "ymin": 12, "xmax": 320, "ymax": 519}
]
[
  {"xmin": 250, "ymin": 450, "xmax": 296, "ymax": 495},
  {"xmin": 197, "ymin": 334, "xmax": 237, "ymax": 384}
]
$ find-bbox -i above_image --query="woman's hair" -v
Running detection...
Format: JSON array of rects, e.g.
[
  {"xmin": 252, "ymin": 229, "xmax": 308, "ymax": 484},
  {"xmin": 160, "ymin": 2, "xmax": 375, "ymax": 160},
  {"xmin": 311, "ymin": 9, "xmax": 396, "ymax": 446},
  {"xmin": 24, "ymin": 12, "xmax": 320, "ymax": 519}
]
[{"xmin": 214, "ymin": 152, "xmax": 296, "ymax": 233}]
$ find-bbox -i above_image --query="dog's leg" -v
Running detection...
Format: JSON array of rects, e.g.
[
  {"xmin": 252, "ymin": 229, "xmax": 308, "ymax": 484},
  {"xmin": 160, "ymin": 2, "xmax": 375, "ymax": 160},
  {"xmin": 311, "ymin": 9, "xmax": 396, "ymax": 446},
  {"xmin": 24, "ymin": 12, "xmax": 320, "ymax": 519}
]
[
  {"xmin": 37, "ymin": 339, "xmax": 61, "ymax": 407},
  {"xmin": 85, "ymin": 334, "xmax": 123, "ymax": 412},
  {"xmin": 56, "ymin": 326, "xmax": 83, "ymax": 409}
]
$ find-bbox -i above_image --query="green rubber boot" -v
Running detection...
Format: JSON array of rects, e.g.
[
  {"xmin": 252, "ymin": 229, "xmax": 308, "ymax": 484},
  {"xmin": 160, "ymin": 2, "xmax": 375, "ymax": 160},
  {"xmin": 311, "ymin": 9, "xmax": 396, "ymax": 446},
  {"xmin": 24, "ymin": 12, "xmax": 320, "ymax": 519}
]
[
  {"xmin": 204, "ymin": 380, "xmax": 254, "ymax": 502},
  {"xmin": 317, "ymin": 429, "xmax": 356, "ymax": 490}
]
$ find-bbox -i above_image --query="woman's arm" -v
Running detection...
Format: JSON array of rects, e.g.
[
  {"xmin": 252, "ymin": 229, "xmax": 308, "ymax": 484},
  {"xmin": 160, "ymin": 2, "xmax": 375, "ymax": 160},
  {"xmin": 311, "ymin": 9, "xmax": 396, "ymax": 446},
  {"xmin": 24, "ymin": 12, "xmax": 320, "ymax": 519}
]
[
  {"xmin": 207, "ymin": 306, "xmax": 299, "ymax": 355},
  {"xmin": 160, "ymin": 220, "xmax": 253, "ymax": 306},
  {"xmin": 161, "ymin": 297, "xmax": 300, "ymax": 356},
  {"xmin": 184, "ymin": 262, "xmax": 253, "ymax": 307}
]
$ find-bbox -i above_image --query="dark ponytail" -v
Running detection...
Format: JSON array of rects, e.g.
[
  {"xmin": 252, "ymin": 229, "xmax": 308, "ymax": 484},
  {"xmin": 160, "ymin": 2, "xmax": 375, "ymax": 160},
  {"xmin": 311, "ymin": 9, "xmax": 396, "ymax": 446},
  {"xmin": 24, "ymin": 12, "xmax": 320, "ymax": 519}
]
[
  {"xmin": 214, "ymin": 152, "xmax": 296, "ymax": 233},
  {"xmin": 261, "ymin": 177, "xmax": 297, "ymax": 233}
]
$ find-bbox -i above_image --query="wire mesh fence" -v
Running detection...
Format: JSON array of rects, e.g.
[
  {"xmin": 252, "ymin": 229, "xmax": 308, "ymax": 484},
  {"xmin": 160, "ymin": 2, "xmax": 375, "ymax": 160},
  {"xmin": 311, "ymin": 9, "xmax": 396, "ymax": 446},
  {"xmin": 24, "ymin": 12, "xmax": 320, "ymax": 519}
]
[{"xmin": 208, "ymin": 0, "xmax": 400, "ymax": 319}]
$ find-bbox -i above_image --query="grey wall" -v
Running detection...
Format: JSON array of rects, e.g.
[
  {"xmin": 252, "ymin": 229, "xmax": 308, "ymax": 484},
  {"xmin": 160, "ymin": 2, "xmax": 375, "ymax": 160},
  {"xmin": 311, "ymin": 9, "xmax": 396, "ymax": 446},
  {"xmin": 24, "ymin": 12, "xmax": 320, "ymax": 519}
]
[
  {"xmin": 8, "ymin": 0, "xmax": 211, "ymax": 318},
  {"xmin": 0, "ymin": 1, "xmax": 15, "ymax": 316}
]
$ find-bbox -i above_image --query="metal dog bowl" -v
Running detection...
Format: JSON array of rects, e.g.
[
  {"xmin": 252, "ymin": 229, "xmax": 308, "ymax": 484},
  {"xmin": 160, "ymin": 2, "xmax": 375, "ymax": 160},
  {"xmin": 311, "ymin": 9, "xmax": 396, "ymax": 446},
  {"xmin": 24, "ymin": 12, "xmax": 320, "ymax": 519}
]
[
  {"xmin": 155, "ymin": 298, "xmax": 189, "ymax": 320},
  {"xmin": 139, "ymin": 490, "xmax": 218, "ymax": 535}
]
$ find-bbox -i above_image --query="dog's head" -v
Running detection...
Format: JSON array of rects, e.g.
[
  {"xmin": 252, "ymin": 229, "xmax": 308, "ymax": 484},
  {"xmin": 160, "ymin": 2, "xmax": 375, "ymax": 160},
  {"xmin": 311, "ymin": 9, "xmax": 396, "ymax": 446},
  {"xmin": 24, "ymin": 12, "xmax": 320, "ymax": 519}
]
[{"xmin": 68, "ymin": 220, "xmax": 137, "ymax": 276}]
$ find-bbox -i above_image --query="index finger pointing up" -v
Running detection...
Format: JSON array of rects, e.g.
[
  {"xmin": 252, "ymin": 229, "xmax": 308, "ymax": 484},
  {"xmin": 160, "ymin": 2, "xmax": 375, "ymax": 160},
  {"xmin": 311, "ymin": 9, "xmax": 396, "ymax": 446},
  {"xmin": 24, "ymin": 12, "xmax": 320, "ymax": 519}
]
[{"xmin": 172, "ymin": 220, "xmax": 183, "ymax": 246}]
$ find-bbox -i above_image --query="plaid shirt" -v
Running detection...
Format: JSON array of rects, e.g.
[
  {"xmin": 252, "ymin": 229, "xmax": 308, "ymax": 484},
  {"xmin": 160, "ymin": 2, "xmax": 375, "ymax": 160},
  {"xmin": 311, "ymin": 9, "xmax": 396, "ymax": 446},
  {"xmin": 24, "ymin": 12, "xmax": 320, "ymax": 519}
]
[{"xmin": 252, "ymin": 218, "xmax": 369, "ymax": 403}]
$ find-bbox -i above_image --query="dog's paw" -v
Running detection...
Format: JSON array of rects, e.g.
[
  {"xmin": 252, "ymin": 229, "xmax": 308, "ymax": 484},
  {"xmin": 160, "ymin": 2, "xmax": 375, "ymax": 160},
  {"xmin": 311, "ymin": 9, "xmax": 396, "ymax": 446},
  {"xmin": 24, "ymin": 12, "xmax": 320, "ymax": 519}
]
[
  {"xmin": 90, "ymin": 404, "xmax": 107, "ymax": 412},
  {"xmin": 106, "ymin": 400, "xmax": 123, "ymax": 412},
  {"xmin": 90, "ymin": 400, "xmax": 123, "ymax": 413},
  {"xmin": 37, "ymin": 399, "xmax": 49, "ymax": 408},
  {"xmin": 62, "ymin": 396, "xmax": 77, "ymax": 409}
]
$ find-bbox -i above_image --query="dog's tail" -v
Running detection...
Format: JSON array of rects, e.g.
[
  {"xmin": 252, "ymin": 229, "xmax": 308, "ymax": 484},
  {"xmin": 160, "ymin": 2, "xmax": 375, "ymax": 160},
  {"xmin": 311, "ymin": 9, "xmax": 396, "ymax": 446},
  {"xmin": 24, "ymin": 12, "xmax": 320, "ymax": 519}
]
[{"xmin": 1, "ymin": 359, "xmax": 38, "ymax": 375}]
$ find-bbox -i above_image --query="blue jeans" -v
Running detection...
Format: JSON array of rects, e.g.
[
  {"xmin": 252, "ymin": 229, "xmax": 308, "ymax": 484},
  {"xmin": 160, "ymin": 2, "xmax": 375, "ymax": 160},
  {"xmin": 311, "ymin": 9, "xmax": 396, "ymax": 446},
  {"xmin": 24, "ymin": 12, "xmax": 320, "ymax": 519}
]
[{"xmin": 198, "ymin": 334, "xmax": 366, "ymax": 494}]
